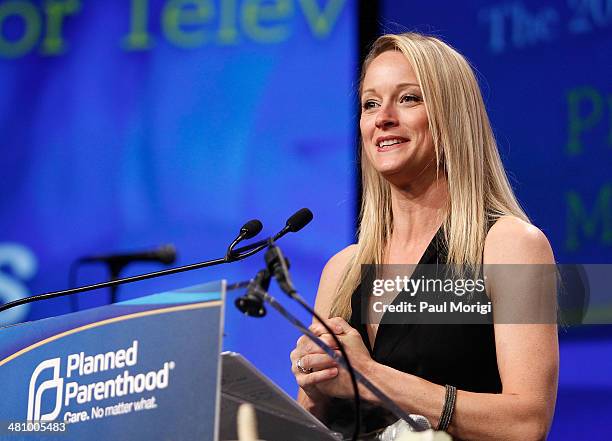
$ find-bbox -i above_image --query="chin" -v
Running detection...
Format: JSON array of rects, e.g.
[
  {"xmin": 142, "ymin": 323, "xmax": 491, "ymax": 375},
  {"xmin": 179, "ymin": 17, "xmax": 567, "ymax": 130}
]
[
  {"xmin": 372, "ymin": 158, "xmax": 411, "ymax": 175},
  {"xmin": 376, "ymin": 160, "xmax": 436, "ymax": 185},
  {"xmin": 375, "ymin": 165, "xmax": 410, "ymax": 181}
]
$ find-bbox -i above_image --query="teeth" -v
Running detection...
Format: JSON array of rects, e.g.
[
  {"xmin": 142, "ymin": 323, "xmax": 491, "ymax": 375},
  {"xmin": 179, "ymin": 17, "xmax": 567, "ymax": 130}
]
[{"xmin": 378, "ymin": 139, "xmax": 405, "ymax": 147}]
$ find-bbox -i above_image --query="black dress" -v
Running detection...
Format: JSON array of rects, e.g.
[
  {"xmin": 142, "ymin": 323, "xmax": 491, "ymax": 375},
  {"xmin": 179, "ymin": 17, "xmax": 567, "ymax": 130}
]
[{"xmin": 326, "ymin": 228, "xmax": 502, "ymax": 436}]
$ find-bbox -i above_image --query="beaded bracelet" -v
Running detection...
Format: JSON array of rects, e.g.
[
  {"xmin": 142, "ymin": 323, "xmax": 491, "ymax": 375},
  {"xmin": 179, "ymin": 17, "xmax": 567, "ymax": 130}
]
[{"xmin": 436, "ymin": 384, "xmax": 457, "ymax": 432}]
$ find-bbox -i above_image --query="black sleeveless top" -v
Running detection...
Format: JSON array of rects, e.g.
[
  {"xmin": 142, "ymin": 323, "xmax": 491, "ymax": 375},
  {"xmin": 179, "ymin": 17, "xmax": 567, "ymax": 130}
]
[{"xmin": 326, "ymin": 228, "xmax": 502, "ymax": 435}]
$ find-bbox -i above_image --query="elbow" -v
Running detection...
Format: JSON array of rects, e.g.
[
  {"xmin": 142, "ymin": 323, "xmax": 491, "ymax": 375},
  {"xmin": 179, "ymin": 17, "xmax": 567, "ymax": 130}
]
[
  {"xmin": 522, "ymin": 421, "xmax": 548, "ymax": 441},
  {"xmin": 514, "ymin": 411, "xmax": 550, "ymax": 441}
]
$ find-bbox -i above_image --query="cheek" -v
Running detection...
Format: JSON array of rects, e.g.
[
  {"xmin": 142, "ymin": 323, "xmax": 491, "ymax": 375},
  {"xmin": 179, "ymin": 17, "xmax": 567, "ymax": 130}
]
[
  {"xmin": 359, "ymin": 115, "xmax": 373, "ymax": 140},
  {"xmin": 403, "ymin": 109, "xmax": 429, "ymax": 132},
  {"xmin": 360, "ymin": 138, "xmax": 377, "ymax": 169},
  {"xmin": 414, "ymin": 130, "xmax": 435, "ymax": 156},
  {"xmin": 415, "ymin": 111, "xmax": 430, "ymax": 136},
  {"xmin": 361, "ymin": 142, "xmax": 374, "ymax": 166},
  {"xmin": 407, "ymin": 112, "xmax": 432, "ymax": 145}
]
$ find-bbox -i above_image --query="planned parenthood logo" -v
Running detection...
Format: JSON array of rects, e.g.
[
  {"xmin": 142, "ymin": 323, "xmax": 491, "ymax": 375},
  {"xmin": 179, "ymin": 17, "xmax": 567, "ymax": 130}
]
[
  {"xmin": 26, "ymin": 341, "xmax": 175, "ymax": 423},
  {"xmin": 28, "ymin": 358, "xmax": 64, "ymax": 421}
]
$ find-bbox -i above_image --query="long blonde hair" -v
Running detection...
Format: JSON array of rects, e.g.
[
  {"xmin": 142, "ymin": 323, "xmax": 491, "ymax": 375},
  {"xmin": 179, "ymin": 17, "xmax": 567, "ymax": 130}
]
[{"xmin": 330, "ymin": 32, "xmax": 529, "ymax": 319}]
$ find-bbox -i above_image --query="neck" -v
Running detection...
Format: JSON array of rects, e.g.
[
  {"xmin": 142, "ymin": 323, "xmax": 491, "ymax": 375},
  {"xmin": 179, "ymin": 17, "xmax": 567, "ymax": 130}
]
[{"xmin": 388, "ymin": 165, "xmax": 449, "ymax": 248}]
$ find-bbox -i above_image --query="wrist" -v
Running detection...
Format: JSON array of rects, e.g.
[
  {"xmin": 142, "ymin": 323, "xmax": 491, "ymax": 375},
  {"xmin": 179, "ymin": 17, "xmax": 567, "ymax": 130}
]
[
  {"xmin": 300, "ymin": 386, "xmax": 329, "ymax": 419},
  {"xmin": 359, "ymin": 359, "xmax": 382, "ymax": 404}
]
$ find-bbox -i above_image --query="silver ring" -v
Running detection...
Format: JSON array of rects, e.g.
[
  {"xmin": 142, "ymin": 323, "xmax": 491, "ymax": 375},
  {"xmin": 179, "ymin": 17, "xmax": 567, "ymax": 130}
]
[{"xmin": 297, "ymin": 357, "xmax": 313, "ymax": 374}]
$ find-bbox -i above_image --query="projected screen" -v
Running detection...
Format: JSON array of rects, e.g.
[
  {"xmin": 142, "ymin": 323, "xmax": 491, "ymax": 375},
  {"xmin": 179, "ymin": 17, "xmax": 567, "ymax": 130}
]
[
  {"xmin": 380, "ymin": 2, "xmax": 611, "ymax": 440},
  {"xmin": 0, "ymin": 0, "xmax": 356, "ymax": 393}
]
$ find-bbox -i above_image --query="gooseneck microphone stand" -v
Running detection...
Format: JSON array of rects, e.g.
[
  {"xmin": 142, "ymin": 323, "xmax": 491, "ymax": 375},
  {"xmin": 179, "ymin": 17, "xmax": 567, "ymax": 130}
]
[{"xmin": 0, "ymin": 210, "xmax": 313, "ymax": 314}]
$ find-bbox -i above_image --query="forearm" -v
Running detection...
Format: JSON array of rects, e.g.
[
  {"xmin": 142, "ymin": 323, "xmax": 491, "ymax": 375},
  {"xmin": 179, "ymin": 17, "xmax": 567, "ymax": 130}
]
[{"xmin": 364, "ymin": 362, "xmax": 554, "ymax": 441}]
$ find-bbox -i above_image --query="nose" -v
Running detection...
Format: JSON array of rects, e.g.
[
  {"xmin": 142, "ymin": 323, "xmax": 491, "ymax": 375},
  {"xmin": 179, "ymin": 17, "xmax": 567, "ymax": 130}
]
[{"xmin": 375, "ymin": 103, "xmax": 399, "ymax": 129}]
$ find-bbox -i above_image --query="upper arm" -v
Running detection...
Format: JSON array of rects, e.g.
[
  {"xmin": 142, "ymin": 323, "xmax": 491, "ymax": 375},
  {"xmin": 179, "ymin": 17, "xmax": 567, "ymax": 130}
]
[
  {"xmin": 312, "ymin": 244, "xmax": 358, "ymax": 318},
  {"xmin": 483, "ymin": 217, "xmax": 558, "ymax": 415}
]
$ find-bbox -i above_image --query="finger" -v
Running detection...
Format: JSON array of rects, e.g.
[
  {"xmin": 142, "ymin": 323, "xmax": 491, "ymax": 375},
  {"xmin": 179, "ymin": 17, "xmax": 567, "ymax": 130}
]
[
  {"xmin": 327, "ymin": 316, "xmax": 352, "ymax": 334},
  {"xmin": 296, "ymin": 334, "xmax": 310, "ymax": 349},
  {"xmin": 309, "ymin": 335, "xmax": 340, "ymax": 353},
  {"xmin": 290, "ymin": 341, "xmax": 323, "ymax": 365},
  {"xmin": 291, "ymin": 352, "xmax": 337, "ymax": 376},
  {"xmin": 298, "ymin": 331, "xmax": 342, "ymax": 355},
  {"xmin": 300, "ymin": 353, "xmax": 338, "ymax": 372},
  {"xmin": 289, "ymin": 348, "xmax": 302, "ymax": 363},
  {"xmin": 310, "ymin": 319, "xmax": 346, "ymax": 336},
  {"xmin": 291, "ymin": 338, "xmax": 316, "ymax": 361},
  {"xmin": 309, "ymin": 321, "xmax": 330, "ymax": 336},
  {"xmin": 297, "ymin": 368, "xmax": 339, "ymax": 388},
  {"xmin": 295, "ymin": 335, "xmax": 323, "ymax": 356},
  {"xmin": 304, "ymin": 335, "xmax": 340, "ymax": 355}
]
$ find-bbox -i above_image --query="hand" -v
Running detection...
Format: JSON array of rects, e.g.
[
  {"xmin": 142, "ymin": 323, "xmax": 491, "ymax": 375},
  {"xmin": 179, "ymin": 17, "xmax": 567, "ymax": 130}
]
[
  {"xmin": 290, "ymin": 327, "xmax": 341, "ymax": 401},
  {"xmin": 307, "ymin": 317, "xmax": 376, "ymax": 400},
  {"xmin": 311, "ymin": 317, "xmax": 375, "ymax": 399}
]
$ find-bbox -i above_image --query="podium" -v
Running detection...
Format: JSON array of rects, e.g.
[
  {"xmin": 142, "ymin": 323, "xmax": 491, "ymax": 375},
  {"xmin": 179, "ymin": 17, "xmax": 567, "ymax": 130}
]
[{"xmin": 0, "ymin": 281, "xmax": 340, "ymax": 440}]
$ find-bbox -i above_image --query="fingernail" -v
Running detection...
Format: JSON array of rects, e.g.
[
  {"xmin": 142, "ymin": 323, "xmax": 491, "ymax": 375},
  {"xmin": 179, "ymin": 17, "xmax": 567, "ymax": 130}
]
[
  {"xmin": 335, "ymin": 326, "xmax": 342, "ymax": 333},
  {"xmin": 330, "ymin": 368, "xmax": 338, "ymax": 376}
]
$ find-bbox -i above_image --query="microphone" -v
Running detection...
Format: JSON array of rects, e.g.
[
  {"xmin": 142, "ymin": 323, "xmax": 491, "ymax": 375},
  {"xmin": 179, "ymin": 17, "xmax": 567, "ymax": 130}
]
[
  {"xmin": 226, "ymin": 219, "xmax": 263, "ymax": 260},
  {"xmin": 241, "ymin": 219, "xmax": 264, "ymax": 240},
  {"xmin": 79, "ymin": 244, "xmax": 177, "ymax": 266},
  {"xmin": 288, "ymin": 208, "xmax": 314, "ymax": 230},
  {"xmin": 233, "ymin": 208, "xmax": 313, "ymax": 255},
  {"xmin": 275, "ymin": 208, "xmax": 314, "ymax": 239},
  {"xmin": 76, "ymin": 244, "xmax": 178, "ymax": 305}
]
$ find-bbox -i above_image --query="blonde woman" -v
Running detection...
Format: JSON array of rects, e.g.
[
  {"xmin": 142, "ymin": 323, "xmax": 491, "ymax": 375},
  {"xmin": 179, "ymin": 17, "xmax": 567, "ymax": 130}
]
[{"xmin": 290, "ymin": 33, "xmax": 558, "ymax": 441}]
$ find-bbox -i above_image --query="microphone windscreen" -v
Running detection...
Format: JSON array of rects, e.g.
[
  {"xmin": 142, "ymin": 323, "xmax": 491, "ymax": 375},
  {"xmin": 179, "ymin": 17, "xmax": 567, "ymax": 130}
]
[
  {"xmin": 241, "ymin": 219, "xmax": 263, "ymax": 239},
  {"xmin": 286, "ymin": 208, "xmax": 313, "ymax": 232},
  {"xmin": 157, "ymin": 244, "xmax": 177, "ymax": 265}
]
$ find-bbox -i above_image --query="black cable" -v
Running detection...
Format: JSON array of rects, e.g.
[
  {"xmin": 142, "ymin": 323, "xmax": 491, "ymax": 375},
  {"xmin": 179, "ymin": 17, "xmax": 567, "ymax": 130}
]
[
  {"xmin": 264, "ymin": 244, "xmax": 361, "ymax": 440},
  {"xmin": 286, "ymin": 288, "xmax": 361, "ymax": 441},
  {"xmin": 248, "ymin": 282, "xmax": 426, "ymax": 435},
  {"xmin": 265, "ymin": 242, "xmax": 428, "ymax": 437},
  {"xmin": 68, "ymin": 260, "xmax": 80, "ymax": 312}
]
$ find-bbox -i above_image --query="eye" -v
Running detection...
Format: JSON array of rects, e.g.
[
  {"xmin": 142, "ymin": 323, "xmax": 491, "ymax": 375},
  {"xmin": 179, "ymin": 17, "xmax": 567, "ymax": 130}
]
[
  {"xmin": 362, "ymin": 100, "xmax": 379, "ymax": 110},
  {"xmin": 400, "ymin": 94, "xmax": 421, "ymax": 104}
]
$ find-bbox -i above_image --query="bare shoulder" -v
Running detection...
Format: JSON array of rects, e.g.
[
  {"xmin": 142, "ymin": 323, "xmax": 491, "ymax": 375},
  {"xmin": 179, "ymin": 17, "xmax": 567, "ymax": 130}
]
[
  {"xmin": 313, "ymin": 244, "xmax": 358, "ymax": 316},
  {"xmin": 322, "ymin": 244, "xmax": 358, "ymax": 276},
  {"xmin": 484, "ymin": 216, "xmax": 555, "ymax": 264}
]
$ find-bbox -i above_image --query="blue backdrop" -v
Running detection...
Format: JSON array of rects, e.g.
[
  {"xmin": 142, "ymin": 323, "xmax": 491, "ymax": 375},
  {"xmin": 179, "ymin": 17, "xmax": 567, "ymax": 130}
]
[{"xmin": 0, "ymin": 0, "xmax": 356, "ymax": 394}]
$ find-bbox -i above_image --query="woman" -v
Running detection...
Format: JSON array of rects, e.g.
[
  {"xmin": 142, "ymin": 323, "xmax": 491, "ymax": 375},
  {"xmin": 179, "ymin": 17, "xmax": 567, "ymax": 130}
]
[{"xmin": 290, "ymin": 33, "xmax": 558, "ymax": 440}]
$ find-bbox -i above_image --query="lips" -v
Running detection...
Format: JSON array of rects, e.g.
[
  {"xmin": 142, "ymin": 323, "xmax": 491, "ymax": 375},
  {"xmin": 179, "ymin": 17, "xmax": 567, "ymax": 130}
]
[{"xmin": 375, "ymin": 136, "xmax": 409, "ymax": 152}]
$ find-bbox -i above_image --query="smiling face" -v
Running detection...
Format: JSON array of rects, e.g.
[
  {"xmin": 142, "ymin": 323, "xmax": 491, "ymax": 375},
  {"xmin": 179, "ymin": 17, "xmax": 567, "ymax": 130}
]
[{"xmin": 360, "ymin": 50, "xmax": 436, "ymax": 187}]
